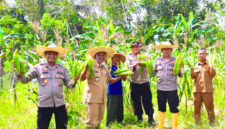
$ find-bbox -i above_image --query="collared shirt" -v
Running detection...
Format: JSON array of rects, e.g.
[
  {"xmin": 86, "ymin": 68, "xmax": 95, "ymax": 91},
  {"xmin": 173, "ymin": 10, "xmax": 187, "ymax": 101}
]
[
  {"xmin": 83, "ymin": 61, "xmax": 113, "ymax": 103},
  {"xmin": 18, "ymin": 63, "xmax": 75, "ymax": 108},
  {"xmin": 107, "ymin": 65, "xmax": 123, "ymax": 95},
  {"xmin": 191, "ymin": 61, "xmax": 216, "ymax": 93},
  {"xmin": 127, "ymin": 53, "xmax": 149, "ymax": 84},
  {"xmin": 153, "ymin": 56, "xmax": 183, "ymax": 91}
]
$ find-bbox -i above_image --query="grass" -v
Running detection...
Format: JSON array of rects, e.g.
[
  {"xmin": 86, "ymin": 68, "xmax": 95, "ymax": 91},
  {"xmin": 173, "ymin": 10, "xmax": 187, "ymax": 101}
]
[{"xmin": 1, "ymin": 73, "xmax": 225, "ymax": 129}]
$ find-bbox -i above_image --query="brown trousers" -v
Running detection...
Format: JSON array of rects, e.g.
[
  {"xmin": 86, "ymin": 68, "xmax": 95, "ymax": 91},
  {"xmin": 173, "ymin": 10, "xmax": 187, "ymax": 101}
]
[
  {"xmin": 193, "ymin": 93, "xmax": 215, "ymax": 124},
  {"xmin": 85, "ymin": 103, "xmax": 105, "ymax": 127}
]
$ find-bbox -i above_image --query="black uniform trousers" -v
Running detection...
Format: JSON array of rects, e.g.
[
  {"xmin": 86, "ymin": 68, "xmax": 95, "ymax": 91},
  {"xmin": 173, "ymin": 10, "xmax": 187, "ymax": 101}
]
[
  {"xmin": 106, "ymin": 94, "xmax": 124, "ymax": 126},
  {"xmin": 130, "ymin": 82, "xmax": 154, "ymax": 120},
  {"xmin": 37, "ymin": 105, "xmax": 68, "ymax": 129},
  {"xmin": 157, "ymin": 90, "xmax": 179, "ymax": 113}
]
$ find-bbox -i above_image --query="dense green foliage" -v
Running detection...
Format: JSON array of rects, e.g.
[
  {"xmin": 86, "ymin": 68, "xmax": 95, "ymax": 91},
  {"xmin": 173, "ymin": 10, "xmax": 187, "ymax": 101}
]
[{"xmin": 0, "ymin": 0, "xmax": 225, "ymax": 128}]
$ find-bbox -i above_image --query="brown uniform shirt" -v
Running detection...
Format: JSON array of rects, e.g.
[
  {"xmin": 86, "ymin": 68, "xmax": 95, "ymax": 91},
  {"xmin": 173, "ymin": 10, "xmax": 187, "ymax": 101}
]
[
  {"xmin": 191, "ymin": 61, "xmax": 216, "ymax": 93},
  {"xmin": 83, "ymin": 61, "xmax": 112, "ymax": 103},
  {"xmin": 127, "ymin": 53, "xmax": 149, "ymax": 84},
  {"xmin": 18, "ymin": 63, "xmax": 75, "ymax": 107}
]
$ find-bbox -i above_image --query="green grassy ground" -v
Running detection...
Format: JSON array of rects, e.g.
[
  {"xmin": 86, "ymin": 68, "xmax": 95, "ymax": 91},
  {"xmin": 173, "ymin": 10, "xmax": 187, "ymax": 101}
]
[{"xmin": 0, "ymin": 76, "xmax": 225, "ymax": 129}]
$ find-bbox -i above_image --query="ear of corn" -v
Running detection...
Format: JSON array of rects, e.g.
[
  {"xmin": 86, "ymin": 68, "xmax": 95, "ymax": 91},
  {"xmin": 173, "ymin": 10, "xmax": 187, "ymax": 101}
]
[
  {"xmin": 174, "ymin": 56, "xmax": 184, "ymax": 77},
  {"xmin": 72, "ymin": 60, "xmax": 87, "ymax": 81},
  {"xmin": 85, "ymin": 55, "xmax": 95, "ymax": 78},
  {"xmin": 13, "ymin": 49, "xmax": 20, "ymax": 74},
  {"xmin": 136, "ymin": 53, "xmax": 148, "ymax": 80},
  {"xmin": 146, "ymin": 60, "xmax": 154, "ymax": 76},
  {"xmin": 19, "ymin": 57, "xmax": 26, "ymax": 75},
  {"xmin": 114, "ymin": 61, "xmax": 133, "ymax": 76},
  {"xmin": 208, "ymin": 53, "xmax": 218, "ymax": 72}
]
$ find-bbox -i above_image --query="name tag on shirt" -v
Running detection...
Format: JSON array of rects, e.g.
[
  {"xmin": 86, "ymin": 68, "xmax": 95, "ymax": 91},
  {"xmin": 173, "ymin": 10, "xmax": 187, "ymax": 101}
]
[
  {"xmin": 94, "ymin": 71, "xmax": 99, "ymax": 73},
  {"xmin": 157, "ymin": 66, "xmax": 162, "ymax": 70}
]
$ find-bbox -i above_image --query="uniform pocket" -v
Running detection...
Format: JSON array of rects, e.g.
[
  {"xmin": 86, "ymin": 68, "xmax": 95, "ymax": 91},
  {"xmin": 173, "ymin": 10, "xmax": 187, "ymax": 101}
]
[
  {"xmin": 56, "ymin": 74, "xmax": 64, "ymax": 86},
  {"xmin": 167, "ymin": 66, "xmax": 174, "ymax": 76},
  {"xmin": 40, "ymin": 74, "xmax": 51, "ymax": 86}
]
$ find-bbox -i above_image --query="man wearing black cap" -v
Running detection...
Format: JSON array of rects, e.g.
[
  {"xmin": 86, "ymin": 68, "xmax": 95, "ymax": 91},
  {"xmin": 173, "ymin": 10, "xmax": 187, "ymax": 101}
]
[{"xmin": 126, "ymin": 41, "xmax": 157, "ymax": 125}]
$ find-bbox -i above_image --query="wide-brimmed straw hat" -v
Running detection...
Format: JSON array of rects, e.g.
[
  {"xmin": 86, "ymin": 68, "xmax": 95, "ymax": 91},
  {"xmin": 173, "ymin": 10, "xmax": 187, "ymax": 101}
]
[
  {"xmin": 86, "ymin": 46, "xmax": 115, "ymax": 59},
  {"xmin": 112, "ymin": 53, "xmax": 126, "ymax": 63},
  {"xmin": 36, "ymin": 44, "xmax": 68, "ymax": 58},
  {"xmin": 153, "ymin": 41, "xmax": 179, "ymax": 49}
]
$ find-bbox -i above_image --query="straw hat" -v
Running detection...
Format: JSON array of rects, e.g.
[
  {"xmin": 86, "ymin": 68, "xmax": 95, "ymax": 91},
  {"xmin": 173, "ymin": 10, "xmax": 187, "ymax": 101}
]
[
  {"xmin": 153, "ymin": 41, "xmax": 179, "ymax": 49},
  {"xmin": 86, "ymin": 46, "xmax": 115, "ymax": 59},
  {"xmin": 112, "ymin": 53, "xmax": 126, "ymax": 63},
  {"xmin": 36, "ymin": 45, "xmax": 68, "ymax": 58}
]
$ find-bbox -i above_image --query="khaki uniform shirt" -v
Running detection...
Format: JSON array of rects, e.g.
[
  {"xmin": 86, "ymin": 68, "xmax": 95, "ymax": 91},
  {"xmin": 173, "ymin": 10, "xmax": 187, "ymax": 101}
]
[
  {"xmin": 153, "ymin": 56, "xmax": 183, "ymax": 91},
  {"xmin": 83, "ymin": 61, "xmax": 112, "ymax": 103},
  {"xmin": 18, "ymin": 63, "xmax": 75, "ymax": 107},
  {"xmin": 191, "ymin": 61, "xmax": 216, "ymax": 93},
  {"xmin": 127, "ymin": 53, "xmax": 149, "ymax": 84}
]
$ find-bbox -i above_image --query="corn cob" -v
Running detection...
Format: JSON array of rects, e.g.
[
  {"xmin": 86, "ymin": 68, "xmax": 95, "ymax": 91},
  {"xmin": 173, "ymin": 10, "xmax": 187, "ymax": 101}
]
[
  {"xmin": 85, "ymin": 55, "xmax": 95, "ymax": 78},
  {"xmin": 146, "ymin": 60, "xmax": 154, "ymax": 75},
  {"xmin": 173, "ymin": 56, "xmax": 184, "ymax": 77},
  {"xmin": 208, "ymin": 53, "xmax": 218, "ymax": 72},
  {"xmin": 13, "ymin": 49, "xmax": 20, "ymax": 74},
  {"xmin": 117, "ymin": 71, "xmax": 134, "ymax": 76},
  {"xmin": 114, "ymin": 68, "xmax": 130, "ymax": 74},
  {"xmin": 19, "ymin": 57, "xmax": 26, "ymax": 75},
  {"xmin": 114, "ymin": 61, "xmax": 133, "ymax": 76},
  {"xmin": 72, "ymin": 60, "xmax": 78, "ymax": 78},
  {"xmin": 72, "ymin": 60, "xmax": 86, "ymax": 81}
]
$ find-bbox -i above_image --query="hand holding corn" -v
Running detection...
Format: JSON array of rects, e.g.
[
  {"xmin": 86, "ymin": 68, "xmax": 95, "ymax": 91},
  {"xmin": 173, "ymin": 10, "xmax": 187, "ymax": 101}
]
[
  {"xmin": 209, "ymin": 54, "xmax": 218, "ymax": 72},
  {"xmin": 13, "ymin": 49, "xmax": 26, "ymax": 76}
]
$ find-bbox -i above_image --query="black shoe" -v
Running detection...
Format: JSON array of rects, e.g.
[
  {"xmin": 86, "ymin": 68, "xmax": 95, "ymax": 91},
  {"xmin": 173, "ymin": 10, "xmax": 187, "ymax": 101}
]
[{"xmin": 148, "ymin": 119, "xmax": 157, "ymax": 126}]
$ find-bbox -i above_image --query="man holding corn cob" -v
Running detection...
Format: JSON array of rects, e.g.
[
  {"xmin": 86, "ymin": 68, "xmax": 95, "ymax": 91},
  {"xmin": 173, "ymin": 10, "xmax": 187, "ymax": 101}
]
[
  {"xmin": 80, "ymin": 47, "xmax": 127, "ymax": 129},
  {"xmin": 126, "ymin": 41, "xmax": 157, "ymax": 125},
  {"xmin": 190, "ymin": 48, "xmax": 216, "ymax": 126},
  {"xmin": 106, "ymin": 53, "xmax": 126, "ymax": 127},
  {"xmin": 153, "ymin": 41, "xmax": 183, "ymax": 129},
  {"xmin": 14, "ymin": 45, "xmax": 79, "ymax": 129}
]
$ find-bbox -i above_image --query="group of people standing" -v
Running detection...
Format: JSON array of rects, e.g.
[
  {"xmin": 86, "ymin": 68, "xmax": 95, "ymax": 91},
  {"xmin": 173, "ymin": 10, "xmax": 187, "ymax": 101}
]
[{"xmin": 15, "ymin": 41, "xmax": 216, "ymax": 129}]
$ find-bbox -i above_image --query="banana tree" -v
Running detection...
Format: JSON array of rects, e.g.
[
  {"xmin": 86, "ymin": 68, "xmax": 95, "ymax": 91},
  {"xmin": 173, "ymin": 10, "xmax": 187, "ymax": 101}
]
[
  {"xmin": 179, "ymin": 12, "xmax": 207, "ymax": 49},
  {"xmin": 161, "ymin": 15, "xmax": 182, "ymax": 45}
]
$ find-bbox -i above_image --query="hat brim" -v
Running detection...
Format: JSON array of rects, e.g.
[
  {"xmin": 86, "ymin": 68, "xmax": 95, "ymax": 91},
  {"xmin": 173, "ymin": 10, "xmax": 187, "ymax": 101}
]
[
  {"xmin": 36, "ymin": 45, "xmax": 68, "ymax": 58},
  {"xmin": 86, "ymin": 47, "xmax": 115, "ymax": 60},
  {"xmin": 113, "ymin": 53, "xmax": 126, "ymax": 63},
  {"xmin": 153, "ymin": 44, "xmax": 179, "ymax": 49}
]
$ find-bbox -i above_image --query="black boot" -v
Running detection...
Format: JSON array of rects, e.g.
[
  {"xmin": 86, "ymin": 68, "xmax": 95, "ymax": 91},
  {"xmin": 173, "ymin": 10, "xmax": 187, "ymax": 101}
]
[{"xmin": 148, "ymin": 115, "xmax": 157, "ymax": 126}]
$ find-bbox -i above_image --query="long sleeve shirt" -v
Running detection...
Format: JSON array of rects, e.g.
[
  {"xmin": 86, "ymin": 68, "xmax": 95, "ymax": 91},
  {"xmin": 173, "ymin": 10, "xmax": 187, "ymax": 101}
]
[{"xmin": 18, "ymin": 63, "xmax": 75, "ymax": 107}]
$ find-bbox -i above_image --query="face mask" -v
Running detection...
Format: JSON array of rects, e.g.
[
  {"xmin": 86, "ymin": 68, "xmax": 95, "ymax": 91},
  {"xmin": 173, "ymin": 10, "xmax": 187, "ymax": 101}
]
[{"xmin": 96, "ymin": 55, "xmax": 105, "ymax": 67}]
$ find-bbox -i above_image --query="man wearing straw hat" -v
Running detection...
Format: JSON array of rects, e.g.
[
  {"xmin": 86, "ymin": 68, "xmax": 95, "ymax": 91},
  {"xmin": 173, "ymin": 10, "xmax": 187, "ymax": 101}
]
[
  {"xmin": 191, "ymin": 48, "xmax": 216, "ymax": 126},
  {"xmin": 127, "ymin": 41, "xmax": 157, "ymax": 125},
  {"xmin": 106, "ymin": 53, "xmax": 126, "ymax": 127},
  {"xmin": 80, "ymin": 47, "xmax": 127, "ymax": 129},
  {"xmin": 153, "ymin": 41, "xmax": 183, "ymax": 129},
  {"xmin": 15, "ymin": 45, "xmax": 79, "ymax": 129}
]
